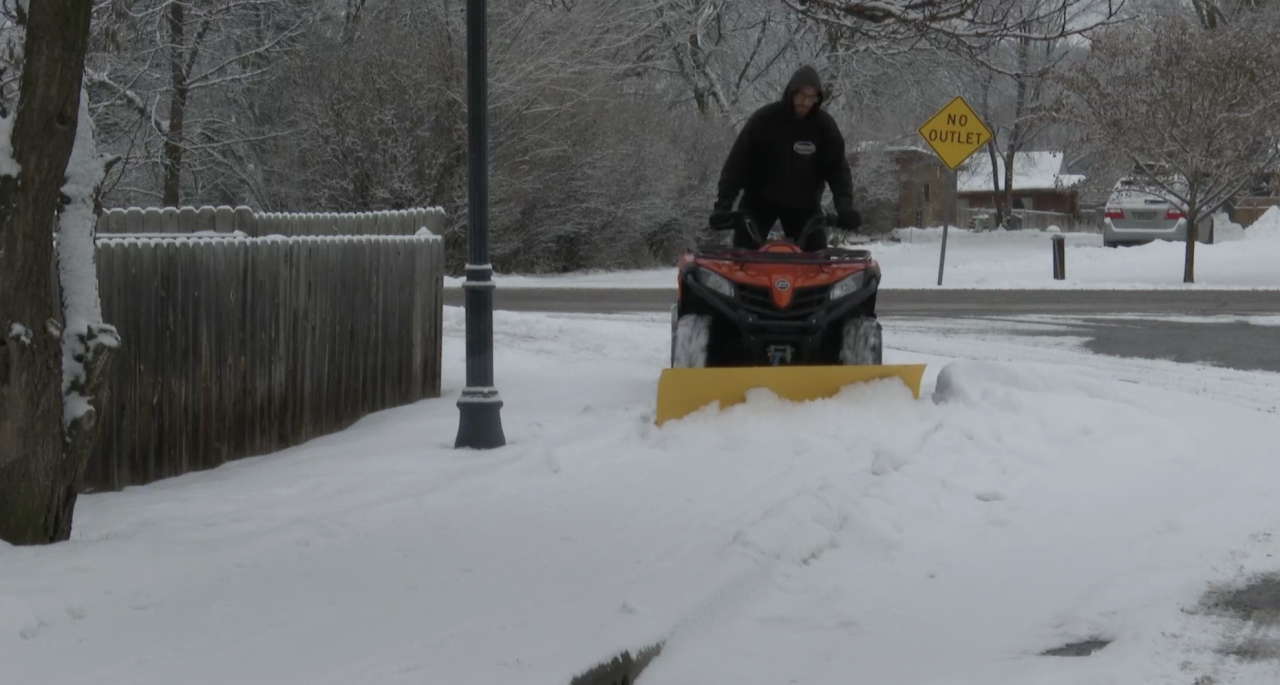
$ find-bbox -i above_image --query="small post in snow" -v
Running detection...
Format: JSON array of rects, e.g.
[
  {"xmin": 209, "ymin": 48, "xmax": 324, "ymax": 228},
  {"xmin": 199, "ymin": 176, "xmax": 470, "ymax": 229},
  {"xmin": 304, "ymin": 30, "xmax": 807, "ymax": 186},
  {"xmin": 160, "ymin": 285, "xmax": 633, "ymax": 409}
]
[
  {"xmin": 455, "ymin": 0, "xmax": 506, "ymax": 449},
  {"xmin": 915, "ymin": 95, "xmax": 993, "ymax": 288},
  {"xmin": 1051, "ymin": 234, "xmax": 1066, "ymax": 280}
]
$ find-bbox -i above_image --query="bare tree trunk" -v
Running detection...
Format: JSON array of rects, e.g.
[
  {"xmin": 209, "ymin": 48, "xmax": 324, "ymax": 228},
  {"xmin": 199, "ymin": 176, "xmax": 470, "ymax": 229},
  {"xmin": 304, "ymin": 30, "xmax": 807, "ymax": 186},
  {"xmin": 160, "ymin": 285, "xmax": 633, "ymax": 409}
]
[
  {"xmin": 1192, "ymin": 0, "xmax": 1225, "ymax": 28},
  {"xmin": 1000, "ymin": 144, "xmax": 1016, "ymax": 224},
  {"xmin": 1001, "ymin": 38, "xmax": 1031, "ymax": 227},
  {"xmin": 1185, "ymin": 196, "xmax": 1198, "ymax": 283},
  {"xmin": 985, "ymin": 140, "xmax": 1003, "ymax": 227},
  {"xmin": 162, "ymin": 0, "xmax": 188, "ymax": 206},
  {"xmin": 0, "ymin": 0, "xmax": 99, "ymax": 545},
  {"xmin": 980, "ymin": 70, "xmax": 1004, "ymax": 229},
  {"xmin": 343, "ymin": 0, "xmax": 368, "ymax": 42}
]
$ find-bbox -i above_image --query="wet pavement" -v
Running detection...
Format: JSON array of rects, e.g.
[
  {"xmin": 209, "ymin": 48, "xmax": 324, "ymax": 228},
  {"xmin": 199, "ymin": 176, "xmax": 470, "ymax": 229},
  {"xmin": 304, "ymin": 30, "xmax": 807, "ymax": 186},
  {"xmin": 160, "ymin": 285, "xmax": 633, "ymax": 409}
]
[
  {"xmin": 980, "ymin": 316, "xmax": 1280, "ymax": 374},
  {"xmin": 442, "ymin": 286, "xmax": 1280, "ymax": 374}
]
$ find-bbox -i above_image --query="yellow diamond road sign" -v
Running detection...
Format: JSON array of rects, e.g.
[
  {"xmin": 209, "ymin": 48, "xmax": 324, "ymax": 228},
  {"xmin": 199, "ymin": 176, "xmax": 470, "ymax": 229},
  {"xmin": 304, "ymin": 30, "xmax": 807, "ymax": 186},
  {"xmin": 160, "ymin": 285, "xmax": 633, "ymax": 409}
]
[{"xmin": 918, "ymin": 95, "xmax": 994, "ymax": 171}]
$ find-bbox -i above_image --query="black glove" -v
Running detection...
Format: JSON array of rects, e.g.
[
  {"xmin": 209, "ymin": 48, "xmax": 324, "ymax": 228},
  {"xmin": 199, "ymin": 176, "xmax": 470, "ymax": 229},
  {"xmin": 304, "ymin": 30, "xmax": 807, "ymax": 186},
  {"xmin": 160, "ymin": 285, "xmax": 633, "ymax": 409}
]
[
  {"xmin": 708, "ymin": 209, "xmax": 740, "ymax": 232},
  {"xmin": 836, "ymin": 207, "xmax": 861, "ymax": 231}
]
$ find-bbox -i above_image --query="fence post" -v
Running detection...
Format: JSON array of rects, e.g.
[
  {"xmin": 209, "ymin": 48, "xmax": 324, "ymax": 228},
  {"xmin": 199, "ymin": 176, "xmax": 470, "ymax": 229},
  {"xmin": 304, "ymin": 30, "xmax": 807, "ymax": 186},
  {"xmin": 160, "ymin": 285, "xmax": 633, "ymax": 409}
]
[
  {"xmin": 1051, "ymin": 234, "xmax": 1066, "ymax": 280},
  {"xmin": 234, "ymin": 206, "xmax": 257, "ymax": 238}
]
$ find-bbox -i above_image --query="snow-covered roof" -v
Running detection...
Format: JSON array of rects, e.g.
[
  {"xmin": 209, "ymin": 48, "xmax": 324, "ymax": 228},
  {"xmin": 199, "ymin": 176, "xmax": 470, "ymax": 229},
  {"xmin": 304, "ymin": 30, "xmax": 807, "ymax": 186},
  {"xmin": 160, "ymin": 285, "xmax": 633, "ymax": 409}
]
[
  {"xmin": 851, "ymin": 138, "xmax": 934, "ymax": 156},
  {"xmin": 957, "ymin": 151, "xmax": 1086, "ymax": 194}
]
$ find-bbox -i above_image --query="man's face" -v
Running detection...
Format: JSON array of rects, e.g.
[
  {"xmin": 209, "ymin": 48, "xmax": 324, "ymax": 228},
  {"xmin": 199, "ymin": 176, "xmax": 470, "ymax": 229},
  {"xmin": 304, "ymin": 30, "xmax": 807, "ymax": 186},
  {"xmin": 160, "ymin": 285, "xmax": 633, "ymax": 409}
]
[{"xmin": 793, "ymin": 86, "xmax": 819, "ymax": 118}]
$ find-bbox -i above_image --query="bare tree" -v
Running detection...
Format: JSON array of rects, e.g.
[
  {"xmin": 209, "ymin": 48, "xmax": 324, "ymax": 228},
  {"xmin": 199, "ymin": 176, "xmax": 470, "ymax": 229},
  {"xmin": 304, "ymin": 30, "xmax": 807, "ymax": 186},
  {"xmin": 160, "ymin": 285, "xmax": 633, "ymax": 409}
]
[
  {"xmin": 962, "ymin": 32, "xmax": 1077, "ymax": 226},
  {"xmin": 1190, "ymin": 0, "xmax": 1275, "ymax": 27},
  {"xmin": 784, "ymin": 0, "xmax": 1131, "ymax": 62},
  {"xmin": 70, "ymin": 0, "xmax": 1143, "ymax": 275},
  {"xmin": 0, "ymin": 0, "xmax": 119, "ymax": 545},
  {"xmin": 84, "ymin": 0, "xmax": 313, "ymax": 207},
  {"xmin": 765, "ymin": 0, "xmax": 1127, "ymax": 234},
  {"xmin": 623, "ymin": 0, "xmax": 818, "ymax": 121},
  {"xmin": 1055, "ymin": 3, "xmax": 1280, "ymax": 282},
  {"xmin": 251, "ymin": 0, "xmax": 733, "ymax": 273}
]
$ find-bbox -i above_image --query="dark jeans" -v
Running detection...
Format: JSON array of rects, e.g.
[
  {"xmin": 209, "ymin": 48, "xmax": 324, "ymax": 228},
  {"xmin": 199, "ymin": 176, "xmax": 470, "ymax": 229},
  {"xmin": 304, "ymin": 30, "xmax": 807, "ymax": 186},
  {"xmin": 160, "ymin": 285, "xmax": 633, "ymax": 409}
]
[{"xmin": 733, "ymin": 203, "xmax": 826, "ymax": 251}]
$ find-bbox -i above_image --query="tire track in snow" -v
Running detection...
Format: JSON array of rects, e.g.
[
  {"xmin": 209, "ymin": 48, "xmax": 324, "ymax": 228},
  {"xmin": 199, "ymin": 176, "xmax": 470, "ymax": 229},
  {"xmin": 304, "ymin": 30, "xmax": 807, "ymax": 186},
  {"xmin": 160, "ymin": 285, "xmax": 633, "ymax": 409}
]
[{"xmin": 1169, "ymin": 531, "xmax": 1280, "ymax": 685}]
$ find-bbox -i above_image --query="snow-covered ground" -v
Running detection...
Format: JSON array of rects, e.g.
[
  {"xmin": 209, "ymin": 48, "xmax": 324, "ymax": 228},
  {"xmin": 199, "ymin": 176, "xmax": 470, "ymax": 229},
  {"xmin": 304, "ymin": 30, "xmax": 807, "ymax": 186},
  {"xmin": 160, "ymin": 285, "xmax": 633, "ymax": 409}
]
[
  {"xmin": 5, "ymin": 308, "xmax": 1280, "ymax": 685},
  {"xmin": 446, "ymin": 209, "xmax": 1280, "ymax": 290}
]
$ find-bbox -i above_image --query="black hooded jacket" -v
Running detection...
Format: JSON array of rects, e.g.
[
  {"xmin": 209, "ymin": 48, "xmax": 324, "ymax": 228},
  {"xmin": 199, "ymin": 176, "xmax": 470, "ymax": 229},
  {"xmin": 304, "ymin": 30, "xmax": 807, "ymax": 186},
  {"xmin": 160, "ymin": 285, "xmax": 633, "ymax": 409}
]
[{"xmin": 713, "ymin": 66, "xmax": 855, "ymax": 214}]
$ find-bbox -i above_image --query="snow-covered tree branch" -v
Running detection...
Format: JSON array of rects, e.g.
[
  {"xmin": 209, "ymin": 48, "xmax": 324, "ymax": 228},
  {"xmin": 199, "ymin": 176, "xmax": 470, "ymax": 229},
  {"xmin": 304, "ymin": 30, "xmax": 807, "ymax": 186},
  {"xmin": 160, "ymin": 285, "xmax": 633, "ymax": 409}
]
[
  {"xmin": 958, "ymin": 30, "xmax": 1077, "ymax": 227},
  {"xmin": 785, "ymin": 0, "xmax": 1130, "ymax": 50},
  {"xmin": 72, "ymin": 0, "xmax": 1143, "ymax": 274},
  {"xmin": 86, "ymin": 0, "xmax": 314, "ymax": 206}
]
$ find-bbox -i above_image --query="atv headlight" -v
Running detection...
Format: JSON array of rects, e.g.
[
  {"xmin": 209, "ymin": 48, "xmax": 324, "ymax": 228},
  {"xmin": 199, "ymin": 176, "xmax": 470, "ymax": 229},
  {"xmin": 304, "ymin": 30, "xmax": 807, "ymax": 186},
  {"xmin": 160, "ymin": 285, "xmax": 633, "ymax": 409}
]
[
  {"xmin": 830, "ymin": 272, "xmax": 865, "ymax": 300},
  {"xmin": 697, "ymin": 267, "xmax": 735, "ymax": 297}
]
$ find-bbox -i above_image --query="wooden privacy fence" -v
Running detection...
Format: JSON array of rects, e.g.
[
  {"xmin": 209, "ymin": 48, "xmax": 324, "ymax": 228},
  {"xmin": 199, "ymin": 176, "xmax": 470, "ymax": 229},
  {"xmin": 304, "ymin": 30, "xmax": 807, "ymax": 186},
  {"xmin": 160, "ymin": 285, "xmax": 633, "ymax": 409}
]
[
  {"xmin": 95, "ymin": 204, "xmax": 447, "ymax": 237},
  {"xmin": 1232, "ymin": 197, "xmax": 1280, "ymax": 228},
  {"xmin": 84, "ymin": 231, "xmax": 446, "ymax": 492}
]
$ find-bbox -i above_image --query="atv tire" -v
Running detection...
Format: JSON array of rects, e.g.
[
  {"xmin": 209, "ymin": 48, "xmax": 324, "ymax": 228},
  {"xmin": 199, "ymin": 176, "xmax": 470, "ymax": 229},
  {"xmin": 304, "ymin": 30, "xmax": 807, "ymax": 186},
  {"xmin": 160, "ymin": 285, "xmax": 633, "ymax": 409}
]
[
  {"xmin": 672, "ymin": 314, "xmax": 712, "ymax": 368},
  {"xmin": 669, "ymin": 304, "xmax": 679, "ymax": 365},
  {"xmin": 839, "ymin": 315, "xmax": 882, "ymax": 365}
]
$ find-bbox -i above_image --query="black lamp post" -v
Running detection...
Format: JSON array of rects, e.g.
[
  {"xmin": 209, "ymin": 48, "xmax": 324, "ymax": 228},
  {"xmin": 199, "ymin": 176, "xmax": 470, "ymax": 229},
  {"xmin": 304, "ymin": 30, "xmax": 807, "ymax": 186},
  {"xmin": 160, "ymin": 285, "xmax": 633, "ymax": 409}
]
[{"xmin": 454, "ymin": 0, "xmax": 505, "ymax": 449}]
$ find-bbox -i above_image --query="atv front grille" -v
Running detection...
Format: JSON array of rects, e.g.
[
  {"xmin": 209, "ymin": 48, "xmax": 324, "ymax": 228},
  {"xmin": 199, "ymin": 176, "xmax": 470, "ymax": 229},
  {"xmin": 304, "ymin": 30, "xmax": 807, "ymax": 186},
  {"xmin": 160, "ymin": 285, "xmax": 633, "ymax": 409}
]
[
  {"xmin": 736, "ymin": 284, "xmax": 830, "ymax": 315},
  {"xmin": 791, "ymin": 286, "xmax": 831, "ymax": 310}
]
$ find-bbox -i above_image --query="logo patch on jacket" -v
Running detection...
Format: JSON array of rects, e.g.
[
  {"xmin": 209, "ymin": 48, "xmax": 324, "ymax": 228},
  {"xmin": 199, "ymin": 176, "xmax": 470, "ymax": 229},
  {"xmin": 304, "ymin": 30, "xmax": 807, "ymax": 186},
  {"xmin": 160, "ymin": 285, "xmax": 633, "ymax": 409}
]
[{"xmin": 793, "ymin": 141, "xmax": 816, "ymax": 155}]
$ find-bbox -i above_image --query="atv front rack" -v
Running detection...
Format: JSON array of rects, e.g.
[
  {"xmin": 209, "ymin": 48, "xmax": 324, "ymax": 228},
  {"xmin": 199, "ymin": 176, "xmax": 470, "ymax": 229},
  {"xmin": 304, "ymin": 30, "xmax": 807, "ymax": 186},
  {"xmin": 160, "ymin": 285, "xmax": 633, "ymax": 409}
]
[{"xmin": 690, "ymin": 246, "xmax": 871, "ymax": 264}]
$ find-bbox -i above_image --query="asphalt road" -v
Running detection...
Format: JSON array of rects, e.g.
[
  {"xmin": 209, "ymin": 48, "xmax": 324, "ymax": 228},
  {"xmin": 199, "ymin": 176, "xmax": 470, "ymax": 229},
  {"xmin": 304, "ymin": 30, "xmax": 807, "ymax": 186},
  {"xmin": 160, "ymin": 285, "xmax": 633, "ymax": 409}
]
[
  {"xmin": 443, "ymin": 287, "xmax": 1280, "ymax": 316},
  {"xmin": 443, "ymin": 287, "xmax": 1280, "ymax": 374},
  {"xmin": 1066, "ymin": 317, "xmax": 1280, "ymax": 374}
]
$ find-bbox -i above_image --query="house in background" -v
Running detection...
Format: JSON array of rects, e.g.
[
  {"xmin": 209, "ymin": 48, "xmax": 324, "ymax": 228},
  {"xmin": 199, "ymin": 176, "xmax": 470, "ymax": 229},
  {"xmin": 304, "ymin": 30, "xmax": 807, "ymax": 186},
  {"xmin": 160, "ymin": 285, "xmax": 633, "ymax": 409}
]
[
  {"xmin": 849, "ymin": 142, "xmax": 952, "ymax": 232},
  {"xmin": 849, "ymin": 144, "xmax": 1092, "ymax": 231},
  {"xmin": 956, "ymin": 150, "xmax": 1087, "ymax": 216}
]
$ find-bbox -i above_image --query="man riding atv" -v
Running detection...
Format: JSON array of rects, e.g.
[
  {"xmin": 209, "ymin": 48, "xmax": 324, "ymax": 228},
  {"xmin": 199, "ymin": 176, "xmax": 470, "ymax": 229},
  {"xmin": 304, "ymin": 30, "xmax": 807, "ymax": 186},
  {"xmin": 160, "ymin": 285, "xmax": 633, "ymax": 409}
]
[{"xmin": 709, "ymin": 65, "xmax": 861, "ymax": 251}]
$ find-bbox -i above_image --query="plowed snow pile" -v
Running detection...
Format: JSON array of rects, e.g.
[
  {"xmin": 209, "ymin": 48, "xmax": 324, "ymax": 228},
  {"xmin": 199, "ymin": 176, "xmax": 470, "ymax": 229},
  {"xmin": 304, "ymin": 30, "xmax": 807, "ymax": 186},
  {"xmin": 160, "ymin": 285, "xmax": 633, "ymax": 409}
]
[{"xmin": 4, "ymin": 308, "xmax": 1280, "ymax": 685}]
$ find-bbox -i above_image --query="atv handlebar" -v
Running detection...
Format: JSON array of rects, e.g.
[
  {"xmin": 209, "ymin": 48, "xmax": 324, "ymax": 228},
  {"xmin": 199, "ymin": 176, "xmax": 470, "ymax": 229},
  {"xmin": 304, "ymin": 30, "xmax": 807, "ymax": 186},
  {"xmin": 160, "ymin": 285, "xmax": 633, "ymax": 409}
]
[
  {"xmin": 796, "ymin": 212, "xmax": 840, "ymax": 249},
  {"xmin": 735, "ymin": 211, "xmax": 839, "ymax": 249},
  {"xmin": 742, "ymin": 209, "xmax": 839, "ymax": 250}
]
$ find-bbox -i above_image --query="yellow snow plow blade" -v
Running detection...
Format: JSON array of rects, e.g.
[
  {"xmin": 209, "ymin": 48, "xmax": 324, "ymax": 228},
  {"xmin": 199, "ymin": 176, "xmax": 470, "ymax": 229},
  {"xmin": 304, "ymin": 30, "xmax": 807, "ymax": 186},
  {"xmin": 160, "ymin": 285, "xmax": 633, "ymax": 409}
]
[{"xmin": 655, "ymin": 364, "xmax": 927, "ymax": 426}]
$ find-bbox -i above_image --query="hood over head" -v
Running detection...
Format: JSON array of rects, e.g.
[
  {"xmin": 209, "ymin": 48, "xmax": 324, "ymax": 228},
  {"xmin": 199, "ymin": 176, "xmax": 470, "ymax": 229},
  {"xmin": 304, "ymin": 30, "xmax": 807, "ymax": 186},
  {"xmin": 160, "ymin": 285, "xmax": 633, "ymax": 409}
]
[{"xmin": 781, "ymin": 65, "xmax": 825, "ymax": 108}]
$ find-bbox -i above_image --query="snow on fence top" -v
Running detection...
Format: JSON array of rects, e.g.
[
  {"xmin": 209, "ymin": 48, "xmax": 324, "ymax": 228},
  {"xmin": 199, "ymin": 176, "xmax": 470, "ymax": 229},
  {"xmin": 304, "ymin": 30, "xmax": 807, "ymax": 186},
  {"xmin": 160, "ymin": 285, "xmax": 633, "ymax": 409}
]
[
  {"xmin": 93, "ymin": 233, "xmax": 441, "ymax": 248},
  {"xmin": 94, "ymin": 205, "xmax": 446, "ymax": 238}
]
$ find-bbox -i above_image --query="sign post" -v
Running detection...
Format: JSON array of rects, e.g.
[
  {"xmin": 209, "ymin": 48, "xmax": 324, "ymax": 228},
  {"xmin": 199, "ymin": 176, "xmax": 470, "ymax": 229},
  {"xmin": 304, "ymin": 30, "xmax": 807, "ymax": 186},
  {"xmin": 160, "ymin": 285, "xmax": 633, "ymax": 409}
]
[
  {"xmin": 937, "ymin": 169, "xmax": 955, "ymax": 287},
  {"xmin": 455, "ymin": 0, "xmax": 506, "ymax": 449},
  {"xmin": 917, "ymin": 96, "xmax": 994, "ymax": 286}
]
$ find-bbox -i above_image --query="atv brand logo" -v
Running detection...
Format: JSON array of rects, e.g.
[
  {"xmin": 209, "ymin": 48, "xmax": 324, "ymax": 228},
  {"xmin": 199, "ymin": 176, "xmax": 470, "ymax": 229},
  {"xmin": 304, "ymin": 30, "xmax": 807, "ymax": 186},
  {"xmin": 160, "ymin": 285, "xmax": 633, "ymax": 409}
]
[
  {"xmin": 793, "ymin": 141, "xmax": 816, "ymax": 155},
  {"xmin": 774, "ymin": 278, "xmax": 791, "ymax": 291}
]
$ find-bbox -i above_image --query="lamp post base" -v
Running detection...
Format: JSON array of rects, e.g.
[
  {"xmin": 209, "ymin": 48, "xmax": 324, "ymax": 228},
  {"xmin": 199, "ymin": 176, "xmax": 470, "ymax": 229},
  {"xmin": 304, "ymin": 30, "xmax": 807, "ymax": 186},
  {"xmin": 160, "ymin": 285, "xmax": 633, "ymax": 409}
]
[{"xmin": 455, "ymin": 387, "xmax": 506, "ymax": 449}]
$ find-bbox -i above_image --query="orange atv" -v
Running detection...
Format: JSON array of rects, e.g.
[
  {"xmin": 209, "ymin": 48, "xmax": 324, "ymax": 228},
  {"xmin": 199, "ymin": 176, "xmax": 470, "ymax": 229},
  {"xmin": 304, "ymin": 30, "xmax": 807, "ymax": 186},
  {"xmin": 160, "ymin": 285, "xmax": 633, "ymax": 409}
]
[
  {"xmin": 655, "ymin": 212, "xmax": 925, "ymax": 425},
  {"xmin": 670, "ymin": 211, "xmax": 881, "ymax": 367}
]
